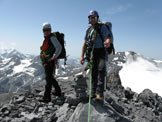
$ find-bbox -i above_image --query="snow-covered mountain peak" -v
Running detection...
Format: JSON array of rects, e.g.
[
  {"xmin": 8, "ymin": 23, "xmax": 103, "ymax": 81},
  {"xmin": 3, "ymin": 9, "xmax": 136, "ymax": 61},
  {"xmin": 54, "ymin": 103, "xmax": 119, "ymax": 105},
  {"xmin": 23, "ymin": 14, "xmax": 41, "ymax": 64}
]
[
  {"xmin": 119, "ymin": 51, "xmax": 162, "ymax": 96},
  {"xmin": 0, "ymin": 50, "xmax": 82, "ymax": 93},
  {"xmin": 0, "ymin": 48, "xmax": 26, "ymax": 59}
]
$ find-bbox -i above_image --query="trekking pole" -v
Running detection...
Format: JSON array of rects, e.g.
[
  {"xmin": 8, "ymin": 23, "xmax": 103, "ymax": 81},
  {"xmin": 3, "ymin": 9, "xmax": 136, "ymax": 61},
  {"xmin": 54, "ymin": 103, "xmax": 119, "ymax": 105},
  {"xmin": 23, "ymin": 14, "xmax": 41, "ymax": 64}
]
[{"xmin": 87, "ymin": 43, "xmax": 95, "ymax": 122}]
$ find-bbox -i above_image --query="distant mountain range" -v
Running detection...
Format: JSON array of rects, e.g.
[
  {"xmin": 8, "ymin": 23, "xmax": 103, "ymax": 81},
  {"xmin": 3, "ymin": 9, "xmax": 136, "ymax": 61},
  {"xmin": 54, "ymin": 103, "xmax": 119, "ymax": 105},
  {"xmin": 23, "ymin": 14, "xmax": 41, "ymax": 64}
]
[
  {"xmin": 0, "ymin": 49, "xmax": 162, "ymax": 96},
  {"xmin": 0, "ymin": 49, "xmax": 82, "ymax": 93}
]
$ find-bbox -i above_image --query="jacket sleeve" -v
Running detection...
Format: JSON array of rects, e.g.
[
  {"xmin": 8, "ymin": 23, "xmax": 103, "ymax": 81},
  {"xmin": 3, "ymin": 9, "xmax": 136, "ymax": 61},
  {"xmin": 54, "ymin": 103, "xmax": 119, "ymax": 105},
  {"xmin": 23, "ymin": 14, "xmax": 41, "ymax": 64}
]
[{"xmin": 50, "ymin": 36, "xmax": 62, "ymax": 59}]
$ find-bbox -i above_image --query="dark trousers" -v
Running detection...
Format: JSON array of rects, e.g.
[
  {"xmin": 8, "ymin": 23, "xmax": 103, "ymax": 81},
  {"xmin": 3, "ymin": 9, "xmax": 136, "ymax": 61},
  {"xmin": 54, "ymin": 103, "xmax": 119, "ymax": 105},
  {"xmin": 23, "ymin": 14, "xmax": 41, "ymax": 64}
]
[
  {"xmin": 92, "ymin": 48, "xmax": 105, "ymax": 97},
  {"xmin": 44, "ymin": 61, "xmax": 61, "ymax": 99}
]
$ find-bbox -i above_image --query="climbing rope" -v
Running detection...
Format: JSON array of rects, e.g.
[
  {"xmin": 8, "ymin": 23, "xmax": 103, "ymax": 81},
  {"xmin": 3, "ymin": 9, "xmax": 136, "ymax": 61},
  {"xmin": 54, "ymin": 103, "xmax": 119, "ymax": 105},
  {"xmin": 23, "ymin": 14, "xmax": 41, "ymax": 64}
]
[{"xmin": 87, "ymin": 43, "xmax": 95, "ymax": 122}]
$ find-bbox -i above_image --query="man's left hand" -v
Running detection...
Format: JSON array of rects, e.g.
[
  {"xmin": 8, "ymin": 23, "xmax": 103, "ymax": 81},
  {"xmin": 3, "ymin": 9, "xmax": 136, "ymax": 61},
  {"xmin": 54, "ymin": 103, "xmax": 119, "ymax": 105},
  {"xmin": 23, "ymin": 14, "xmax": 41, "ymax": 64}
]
[
  {"xmin": 104, "ymin": 39, "xmax": 111, "ymax": 48},
  {"xmin": 48, "ymin": 57, "xmax": 56, "ymax": 62}
]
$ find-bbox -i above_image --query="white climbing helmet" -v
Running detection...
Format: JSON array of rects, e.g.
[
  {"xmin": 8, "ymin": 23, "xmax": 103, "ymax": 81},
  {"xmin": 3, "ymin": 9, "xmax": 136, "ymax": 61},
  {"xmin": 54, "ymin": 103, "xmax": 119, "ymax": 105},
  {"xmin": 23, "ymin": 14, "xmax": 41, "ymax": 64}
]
[{"xmin": 42, "ymin": 22, "xmax": 51, "ymax": 30}]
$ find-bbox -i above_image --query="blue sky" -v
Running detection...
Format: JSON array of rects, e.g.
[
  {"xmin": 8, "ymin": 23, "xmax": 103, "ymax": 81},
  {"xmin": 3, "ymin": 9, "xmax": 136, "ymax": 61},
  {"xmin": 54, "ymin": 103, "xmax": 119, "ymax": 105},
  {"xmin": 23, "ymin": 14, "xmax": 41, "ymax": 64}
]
[{"xmin": 0, "ymin": 0, "xmax": 162, "ymax": 59}]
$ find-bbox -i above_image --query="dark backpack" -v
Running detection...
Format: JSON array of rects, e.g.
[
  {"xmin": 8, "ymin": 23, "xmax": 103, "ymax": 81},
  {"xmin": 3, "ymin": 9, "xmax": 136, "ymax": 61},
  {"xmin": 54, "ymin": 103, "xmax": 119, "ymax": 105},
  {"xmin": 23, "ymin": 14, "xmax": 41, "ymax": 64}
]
[
  {"xmin": 52, "ymin": 32, "xmax": 67, "ymax": 64},
  {"xmin": 52, "ymin": 32, "xmax": 66, "ymax": 58},
  {"xmin": 97, "ymin": 22, "xmax": 115, "ymax": 55}
]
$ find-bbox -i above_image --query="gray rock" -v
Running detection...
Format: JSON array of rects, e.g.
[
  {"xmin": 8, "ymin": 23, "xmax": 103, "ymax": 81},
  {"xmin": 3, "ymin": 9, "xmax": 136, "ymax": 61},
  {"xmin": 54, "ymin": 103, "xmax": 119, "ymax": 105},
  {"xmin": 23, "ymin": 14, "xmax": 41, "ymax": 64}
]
[
  {"xmin": 10, "ymin": 111, "xmax": 19, "ymax": 118},
  {"xmin": 4, "ymin": 110, "xmax": 10, "ymax": 116},
  {"xmin": 15, "ymin": 96, "xmax": 25, "ymax": 104},
  {"xmin": 3, "ymin": 117, "xmax": 11, "ymax": 122},
  {"xmin": 30, "ymin": 117, "xmax": 43, "ymax": 122},
  {"xmin": 68, "ymin": 103, "xmax": 131, "ymax": 122},
  {"xmin": 0, "ymin": 104, "xmax": 8, "ymax": 112},
  {"xmin": 125, "ymin": 87, "xmax": 134, "ymax": 100},
  {"xmin": 55, "ymin": 103, "xmax": 70, "ymax": 122},
  {"xmin": 30, "ymin": 102, "xmax": 36, "ymax": 107},
  {"xmin": 23, "ymin": 105, "xmax": 34, "ymax": 111},
  {"xmin": 71, "ymin": 106, "xmax": 76, "ymax": 109},
  {"xmin": 158, "ymin": 103, "xmax": 162, "ymax": 112},
  {"xmin": 65, "ymin": 93, "xmax": 80, "ymax": 106},
  {"xmin": 45, "ymin": 113, "xmax": 57, "ymax": 122}
]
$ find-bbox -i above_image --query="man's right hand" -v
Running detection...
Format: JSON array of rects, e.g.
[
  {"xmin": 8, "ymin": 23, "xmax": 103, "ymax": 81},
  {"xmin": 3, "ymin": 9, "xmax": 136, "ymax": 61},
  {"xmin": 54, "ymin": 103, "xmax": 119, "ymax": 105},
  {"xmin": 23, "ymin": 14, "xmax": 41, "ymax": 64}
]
[{"xmin": 80, "ymin": 57, "xmax": 85, "ymax": 65}]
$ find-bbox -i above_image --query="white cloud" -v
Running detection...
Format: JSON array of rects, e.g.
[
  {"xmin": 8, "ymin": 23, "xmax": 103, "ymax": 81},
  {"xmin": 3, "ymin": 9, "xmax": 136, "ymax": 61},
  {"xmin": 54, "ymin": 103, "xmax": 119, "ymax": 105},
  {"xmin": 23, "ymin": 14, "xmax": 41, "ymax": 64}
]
[
  {"xmin": 0, "ymin": 41, "xmax": 6, "ymax": 51},
  {"xmin": 119, "ymin": 55, "xmax": 162, "ymax": 96},
  {"xmin": 104, "ymin": 4, "xmax": 132, "ymax": 15},
  {"xmin": 0, "ymin": 41, "xmax": 16, "ymax": 52},
  {"xmin": 10, "ymin": 42, "xmax": 16, "ymax": 49}
]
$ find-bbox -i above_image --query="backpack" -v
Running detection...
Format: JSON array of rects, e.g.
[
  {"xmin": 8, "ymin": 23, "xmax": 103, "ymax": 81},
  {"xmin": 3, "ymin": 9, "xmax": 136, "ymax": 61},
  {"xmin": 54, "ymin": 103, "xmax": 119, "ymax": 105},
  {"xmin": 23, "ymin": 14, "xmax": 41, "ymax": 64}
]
[
  {"xmin": 98, "ymin": 21, "xmax": 115, "ymax": 55},
  {"xmin": 52, "ymin": 32, "xmax": 66, "ymax": 59}
]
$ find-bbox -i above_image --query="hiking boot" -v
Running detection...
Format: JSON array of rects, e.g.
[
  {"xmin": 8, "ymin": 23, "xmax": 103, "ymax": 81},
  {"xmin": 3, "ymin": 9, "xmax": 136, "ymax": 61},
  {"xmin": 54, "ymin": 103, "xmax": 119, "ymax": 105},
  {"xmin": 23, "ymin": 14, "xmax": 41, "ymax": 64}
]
[
  {"xmin": 39, "ymin": 97, "xmax": 51, "ymax": 103},
  {"xmin": 95, "ymin": 94, "xmax": 103, "ymax": 101}
]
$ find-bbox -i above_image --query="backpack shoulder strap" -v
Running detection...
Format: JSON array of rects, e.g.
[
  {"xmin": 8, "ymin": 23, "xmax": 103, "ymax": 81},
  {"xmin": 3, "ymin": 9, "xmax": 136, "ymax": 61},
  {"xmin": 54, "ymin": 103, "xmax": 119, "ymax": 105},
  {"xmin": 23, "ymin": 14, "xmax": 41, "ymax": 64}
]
[
  {"xmin": 97, "ymin": 23, "xmax": 115, "ymax": 54},
  {"xmin": 96, "ymin": 23, "xmax": 104, "ymax": 42},
  {"xmin": 97, "ymin": 23, "xmax": 112, "ymax": 42},
  {"xmin": 50, "ymin": 32, "xmax": 57, "ymax": 37}
]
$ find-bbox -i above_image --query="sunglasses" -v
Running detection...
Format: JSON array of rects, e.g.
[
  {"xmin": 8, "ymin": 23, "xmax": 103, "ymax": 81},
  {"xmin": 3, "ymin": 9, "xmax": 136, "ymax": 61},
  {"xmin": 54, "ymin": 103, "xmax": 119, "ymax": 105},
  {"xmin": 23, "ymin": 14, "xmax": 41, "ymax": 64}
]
[
  {"xmin": 89, "ymin": 16, "xmax": 98, "ymax": 20},
  {"xmin": 43, "ymin": 29, "xmax": 51, "ymax": 32}
]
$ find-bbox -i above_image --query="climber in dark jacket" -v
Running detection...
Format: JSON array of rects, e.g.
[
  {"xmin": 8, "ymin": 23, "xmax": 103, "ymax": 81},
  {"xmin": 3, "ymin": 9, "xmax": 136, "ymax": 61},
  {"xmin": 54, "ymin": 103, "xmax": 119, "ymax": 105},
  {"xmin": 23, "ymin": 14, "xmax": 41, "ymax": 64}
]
[{"xmin": 40, "ymin": 22, "xmax": 62, "ymax": 102}]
